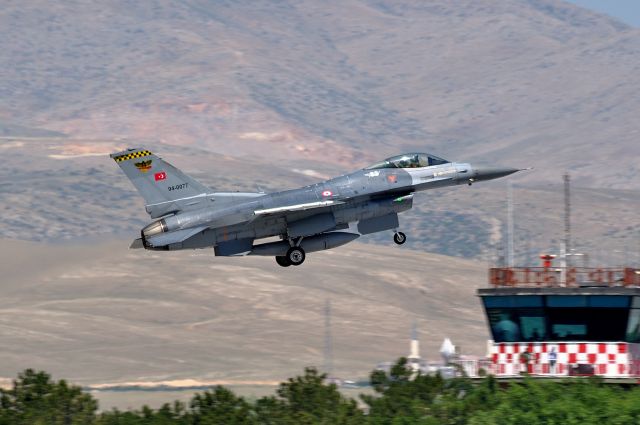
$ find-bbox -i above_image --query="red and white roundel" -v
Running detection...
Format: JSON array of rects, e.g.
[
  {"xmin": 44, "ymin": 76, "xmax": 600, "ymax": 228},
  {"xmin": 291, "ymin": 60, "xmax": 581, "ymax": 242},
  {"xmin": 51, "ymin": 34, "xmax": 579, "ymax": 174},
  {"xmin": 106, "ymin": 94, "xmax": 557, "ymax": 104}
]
[{"xmin": 322, "ymin": 190, "xmax": 333, "ymax": 197}]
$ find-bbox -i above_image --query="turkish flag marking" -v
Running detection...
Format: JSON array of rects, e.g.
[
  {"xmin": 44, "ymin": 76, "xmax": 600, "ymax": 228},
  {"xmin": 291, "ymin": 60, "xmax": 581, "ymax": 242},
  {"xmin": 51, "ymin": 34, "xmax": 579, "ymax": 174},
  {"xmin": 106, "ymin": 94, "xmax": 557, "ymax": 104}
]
[{"xmin": 154, "ymin": 171, "xmax": 167, "ymax": 181}]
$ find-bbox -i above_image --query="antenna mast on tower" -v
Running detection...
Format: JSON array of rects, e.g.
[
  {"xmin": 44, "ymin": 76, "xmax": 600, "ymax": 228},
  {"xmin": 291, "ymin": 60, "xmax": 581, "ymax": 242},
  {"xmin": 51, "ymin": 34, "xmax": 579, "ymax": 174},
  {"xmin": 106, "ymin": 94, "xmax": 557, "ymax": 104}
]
[
  {"xmin": 564, "ymin": 173, "xmax": 571, "ymax": 266},
  {"xmin": 507, "ymin": 181, "xmax": 515, "ymax": 267}
]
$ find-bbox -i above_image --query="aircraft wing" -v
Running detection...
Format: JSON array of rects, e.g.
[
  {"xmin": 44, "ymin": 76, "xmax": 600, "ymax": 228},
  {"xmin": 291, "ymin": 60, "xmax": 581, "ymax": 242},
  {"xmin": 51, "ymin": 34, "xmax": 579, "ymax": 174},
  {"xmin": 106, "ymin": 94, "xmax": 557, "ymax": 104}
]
[{"xmin": 251, "ymin": 192, "xmax": 413, "ymax": 224}]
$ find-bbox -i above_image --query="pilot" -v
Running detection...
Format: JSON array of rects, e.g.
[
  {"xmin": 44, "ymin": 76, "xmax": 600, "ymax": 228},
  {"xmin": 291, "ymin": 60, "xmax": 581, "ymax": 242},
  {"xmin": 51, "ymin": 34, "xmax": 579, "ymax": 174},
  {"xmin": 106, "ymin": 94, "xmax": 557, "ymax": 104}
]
[{"xmin": 407, "ymin": 155, "xmax": 420, "ymax": 168}]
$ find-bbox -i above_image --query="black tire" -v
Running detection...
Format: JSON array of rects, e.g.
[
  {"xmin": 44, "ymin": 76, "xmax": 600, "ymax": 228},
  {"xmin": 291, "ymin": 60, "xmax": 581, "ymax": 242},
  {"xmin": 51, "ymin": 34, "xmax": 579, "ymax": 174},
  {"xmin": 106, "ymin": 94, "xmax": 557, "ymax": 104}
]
[
  {"xmin": 286, "ymin": 247, "xmax": 306, "ymax": 266},
  {"xmin": 394, "ymin": 232, "xmax": 407, "ymax": 245},
  {"xmin": 275, "ymin": 256, "xmax": 291, "ymax": 267}
]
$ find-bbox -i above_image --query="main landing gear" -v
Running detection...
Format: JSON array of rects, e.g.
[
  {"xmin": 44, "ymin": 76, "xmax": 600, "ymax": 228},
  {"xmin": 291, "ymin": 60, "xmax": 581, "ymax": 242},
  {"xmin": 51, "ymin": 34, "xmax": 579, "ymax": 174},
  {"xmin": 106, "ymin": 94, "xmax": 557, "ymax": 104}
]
[
  {"xmin": 275, "ymin": 242, "xmax": 306, "ymax": 267},
  {"xmin": 275, "ymin": 256, "xmax": 291, "ymax": 267},
  {"xmin": 286, "ymin": 246, "xmax": 306, "ymax": 265},
  {"xmin": 393, "ymin": 231, "xmax": 407, "ymax": 245}
]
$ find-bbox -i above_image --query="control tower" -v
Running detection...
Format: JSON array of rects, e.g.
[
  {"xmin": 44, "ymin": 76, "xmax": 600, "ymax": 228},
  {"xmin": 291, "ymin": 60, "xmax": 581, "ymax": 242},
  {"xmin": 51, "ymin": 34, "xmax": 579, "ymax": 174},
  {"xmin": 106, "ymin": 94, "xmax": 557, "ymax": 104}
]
[{"xmin": 479, "ymin": 262, "xmax": 640, "ymax": 378}]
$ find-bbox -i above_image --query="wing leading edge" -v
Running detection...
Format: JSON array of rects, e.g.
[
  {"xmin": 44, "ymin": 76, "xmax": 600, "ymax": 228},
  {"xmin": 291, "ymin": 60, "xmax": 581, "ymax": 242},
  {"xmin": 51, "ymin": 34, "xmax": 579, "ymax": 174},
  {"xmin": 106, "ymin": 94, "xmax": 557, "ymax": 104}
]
[{"xmin": 254, "ymin": 200, "xmax": 344, "ymax": 216}]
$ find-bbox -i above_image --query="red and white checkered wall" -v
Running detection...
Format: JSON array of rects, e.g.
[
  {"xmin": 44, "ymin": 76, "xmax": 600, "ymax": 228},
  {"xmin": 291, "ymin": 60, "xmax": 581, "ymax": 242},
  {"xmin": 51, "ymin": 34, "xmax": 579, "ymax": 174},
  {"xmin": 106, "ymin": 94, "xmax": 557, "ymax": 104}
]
[{"xmin": 490, "ymin": 342, "xmax": 640, "ymax": 377}]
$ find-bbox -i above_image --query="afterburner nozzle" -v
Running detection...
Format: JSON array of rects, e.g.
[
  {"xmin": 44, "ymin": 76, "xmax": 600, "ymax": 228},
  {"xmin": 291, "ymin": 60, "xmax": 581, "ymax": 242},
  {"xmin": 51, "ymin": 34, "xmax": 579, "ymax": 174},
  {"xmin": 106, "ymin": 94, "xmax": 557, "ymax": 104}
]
[{"xmin": 142, "ymin": 219, "xmax": 167, "ymax": 239}]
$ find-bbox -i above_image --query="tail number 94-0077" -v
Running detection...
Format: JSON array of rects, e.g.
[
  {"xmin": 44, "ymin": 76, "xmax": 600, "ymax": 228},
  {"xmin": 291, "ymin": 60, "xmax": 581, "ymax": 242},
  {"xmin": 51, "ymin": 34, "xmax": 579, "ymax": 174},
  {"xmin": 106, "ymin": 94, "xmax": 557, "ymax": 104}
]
[{"xmin": 168, "ymin": 183, "xmax": 188, "ymax": 192}]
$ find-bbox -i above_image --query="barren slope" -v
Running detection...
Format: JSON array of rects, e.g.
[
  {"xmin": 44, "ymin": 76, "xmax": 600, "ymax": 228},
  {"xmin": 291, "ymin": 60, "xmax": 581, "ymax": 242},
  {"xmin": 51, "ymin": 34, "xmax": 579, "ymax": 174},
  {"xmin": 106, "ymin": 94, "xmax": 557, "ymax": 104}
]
[{"xmin": 0, "ymin": 238, "xmax": 486, "ymax": 385}]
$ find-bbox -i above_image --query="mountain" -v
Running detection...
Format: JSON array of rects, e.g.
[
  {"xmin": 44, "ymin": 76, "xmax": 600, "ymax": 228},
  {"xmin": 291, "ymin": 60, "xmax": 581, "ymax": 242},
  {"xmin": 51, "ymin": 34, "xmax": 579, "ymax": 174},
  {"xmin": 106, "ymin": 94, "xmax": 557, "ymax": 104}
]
[
  {"xmin": 1, "ymin": 0, "xmax": 639, "ymax": 187},
  {"xmin": 0, "ymin": 121, "xmax": 65, "ymax": 138}
]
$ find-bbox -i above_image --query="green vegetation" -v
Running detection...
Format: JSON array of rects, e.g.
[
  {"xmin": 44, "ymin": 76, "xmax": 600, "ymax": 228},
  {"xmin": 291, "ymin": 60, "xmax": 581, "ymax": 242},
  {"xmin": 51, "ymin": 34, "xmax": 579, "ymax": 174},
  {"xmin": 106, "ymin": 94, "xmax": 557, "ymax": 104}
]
[{"xmin": 3, "ymin": 360, "xmax": 640, "ymax": 424}]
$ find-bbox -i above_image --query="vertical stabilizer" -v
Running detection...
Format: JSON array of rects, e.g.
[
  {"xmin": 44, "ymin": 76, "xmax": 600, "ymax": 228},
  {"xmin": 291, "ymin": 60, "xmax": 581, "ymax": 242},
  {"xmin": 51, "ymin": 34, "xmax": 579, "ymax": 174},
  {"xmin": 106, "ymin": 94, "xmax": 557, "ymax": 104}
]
[{"xmin": 110, "ymin": 148, "xmax": 210, "ymax": 217}]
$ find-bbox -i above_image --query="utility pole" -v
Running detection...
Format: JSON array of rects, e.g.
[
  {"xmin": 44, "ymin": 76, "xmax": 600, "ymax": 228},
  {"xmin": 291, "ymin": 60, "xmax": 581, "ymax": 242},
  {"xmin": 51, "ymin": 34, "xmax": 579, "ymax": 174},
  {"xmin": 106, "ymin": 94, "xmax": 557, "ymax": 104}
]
[
  {"xmin": 323, "ymin": 299, "xmax": 333, "ymax": 377},
  {"xmin": 637, "ymin": 228, "xmax": 640, "ymax": 268}
]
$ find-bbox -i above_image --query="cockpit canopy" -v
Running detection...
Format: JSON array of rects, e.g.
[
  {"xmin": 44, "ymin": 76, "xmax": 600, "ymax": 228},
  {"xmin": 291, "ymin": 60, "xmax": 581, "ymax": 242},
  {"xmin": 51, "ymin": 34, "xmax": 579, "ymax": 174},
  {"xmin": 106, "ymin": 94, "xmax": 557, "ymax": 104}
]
[{"xmin": 365, "ymin": 153, "xmax": 450, "ymax": 170}]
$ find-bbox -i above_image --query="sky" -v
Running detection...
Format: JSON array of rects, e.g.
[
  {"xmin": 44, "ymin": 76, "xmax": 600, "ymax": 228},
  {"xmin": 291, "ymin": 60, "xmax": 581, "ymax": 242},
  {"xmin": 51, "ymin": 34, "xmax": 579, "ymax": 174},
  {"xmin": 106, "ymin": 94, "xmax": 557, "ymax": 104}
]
[{"xmin": 565, "ymin": 0, "xmax": 640, "ymax": 27}]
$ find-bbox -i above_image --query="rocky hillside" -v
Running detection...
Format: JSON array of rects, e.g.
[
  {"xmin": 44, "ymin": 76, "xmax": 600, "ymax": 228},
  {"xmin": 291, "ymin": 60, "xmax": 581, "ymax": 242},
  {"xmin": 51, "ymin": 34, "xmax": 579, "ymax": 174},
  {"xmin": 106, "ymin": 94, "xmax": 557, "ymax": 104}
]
[{"xmin": 1, "ymin": 0, "xmax": 639, "ymax": 187}]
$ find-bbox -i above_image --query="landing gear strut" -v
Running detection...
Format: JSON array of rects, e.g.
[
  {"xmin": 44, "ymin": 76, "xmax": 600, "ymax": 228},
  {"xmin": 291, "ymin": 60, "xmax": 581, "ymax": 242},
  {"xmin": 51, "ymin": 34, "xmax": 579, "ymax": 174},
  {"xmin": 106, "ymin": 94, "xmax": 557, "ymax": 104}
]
[{"xmin": 393, "ymin": 232, "xmax": 407, "ymax": 245}]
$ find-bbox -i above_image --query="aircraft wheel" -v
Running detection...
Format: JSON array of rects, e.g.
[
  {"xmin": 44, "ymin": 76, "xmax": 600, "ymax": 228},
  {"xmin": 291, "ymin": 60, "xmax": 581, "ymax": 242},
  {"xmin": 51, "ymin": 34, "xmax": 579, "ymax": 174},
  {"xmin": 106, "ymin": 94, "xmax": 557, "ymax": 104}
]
[
  {"xmin": 275, "ymin": 256, "xmax": 291, "ymax": 267},
  {"xmin": 393, "ymin": 232, "xmax": 407, "ymax": 245},
  {"xmin": 286, "ymin": 247, "xmax": 306, "ymax": 266}
]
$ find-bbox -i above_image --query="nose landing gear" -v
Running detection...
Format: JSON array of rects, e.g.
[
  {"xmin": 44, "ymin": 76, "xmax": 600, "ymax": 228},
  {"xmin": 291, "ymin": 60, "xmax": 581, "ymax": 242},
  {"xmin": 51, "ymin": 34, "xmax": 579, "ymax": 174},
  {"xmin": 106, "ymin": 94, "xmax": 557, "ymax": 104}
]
[{"xmin": 393, "ymin": 232, "xmax": 407, "ymax": 245}]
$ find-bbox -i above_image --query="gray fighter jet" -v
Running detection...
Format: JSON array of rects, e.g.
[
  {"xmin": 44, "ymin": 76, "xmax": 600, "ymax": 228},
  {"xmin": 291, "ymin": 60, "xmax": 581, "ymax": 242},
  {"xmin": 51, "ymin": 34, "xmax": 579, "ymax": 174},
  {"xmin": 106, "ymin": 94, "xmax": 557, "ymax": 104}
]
[{"xmin": 111, "ymin": 149, "xmax": 519, "ymax": 267}]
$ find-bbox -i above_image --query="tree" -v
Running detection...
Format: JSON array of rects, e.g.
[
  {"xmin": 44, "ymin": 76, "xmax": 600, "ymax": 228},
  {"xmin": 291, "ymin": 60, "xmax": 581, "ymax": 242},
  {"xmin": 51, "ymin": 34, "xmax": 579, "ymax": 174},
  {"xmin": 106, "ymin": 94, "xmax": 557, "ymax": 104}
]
[
  {"xmin": 257, "ymin": 367, "xmax": 364, "ymax": 425},
  {"xmin": 0, "ymin": 369, "xmax": 97, "ymax": 425},
  {"xmin": 364, "ymin": 358, "xmax": 484, "ymax": 425},
  {"xmin": 8, "ymin": 364, "xmax": 640, "ymax": 425},
  {"xmin": 190, "ymin": 386, "xmax": 256, "ymax": 425}
]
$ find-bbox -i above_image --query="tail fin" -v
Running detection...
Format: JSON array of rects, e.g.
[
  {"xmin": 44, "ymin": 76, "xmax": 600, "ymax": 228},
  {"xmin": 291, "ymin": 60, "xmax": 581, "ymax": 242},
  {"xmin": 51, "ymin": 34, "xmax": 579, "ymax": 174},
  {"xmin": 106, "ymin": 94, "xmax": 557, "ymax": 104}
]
[{"xmin": 110, "ymin": 148, "xmax": 210, "ymax": 218}]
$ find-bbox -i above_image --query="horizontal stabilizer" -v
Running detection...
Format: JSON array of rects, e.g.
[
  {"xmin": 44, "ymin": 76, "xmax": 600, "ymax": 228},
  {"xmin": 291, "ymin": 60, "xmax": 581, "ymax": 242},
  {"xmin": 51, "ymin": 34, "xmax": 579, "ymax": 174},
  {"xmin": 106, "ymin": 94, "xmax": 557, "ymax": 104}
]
[
  {"xmin": 130, "ymin": 238, "xmax": 144, "ymax": 249},
  {"xmin": 146, "ymin": 226, "xmax": 208, "ymax": 247}
]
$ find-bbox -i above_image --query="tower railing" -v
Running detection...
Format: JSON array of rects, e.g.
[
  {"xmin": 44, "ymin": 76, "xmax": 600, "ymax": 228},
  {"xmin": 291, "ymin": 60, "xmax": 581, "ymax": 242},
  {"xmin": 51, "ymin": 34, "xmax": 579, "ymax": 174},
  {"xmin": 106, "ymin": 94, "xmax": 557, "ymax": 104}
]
[{"xmin": 489, "ymin": 267, "xmax": 640, "ymax": 287}]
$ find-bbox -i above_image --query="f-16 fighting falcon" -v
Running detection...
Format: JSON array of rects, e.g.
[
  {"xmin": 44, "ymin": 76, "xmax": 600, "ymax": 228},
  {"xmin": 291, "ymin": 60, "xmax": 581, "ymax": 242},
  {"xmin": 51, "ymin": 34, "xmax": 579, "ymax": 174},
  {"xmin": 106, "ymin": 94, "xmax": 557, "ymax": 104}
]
[{"xmin": 111, "ymin": 149, "xmax": 520, "ymax": 267}]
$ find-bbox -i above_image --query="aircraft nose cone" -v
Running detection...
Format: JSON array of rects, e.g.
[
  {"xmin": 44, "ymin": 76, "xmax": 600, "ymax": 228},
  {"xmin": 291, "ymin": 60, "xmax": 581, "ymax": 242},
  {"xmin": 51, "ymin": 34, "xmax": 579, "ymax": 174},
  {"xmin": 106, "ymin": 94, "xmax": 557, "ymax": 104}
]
[{"xmin": 473, "ymin": 167, "xmax": 520, "ymax": 181}]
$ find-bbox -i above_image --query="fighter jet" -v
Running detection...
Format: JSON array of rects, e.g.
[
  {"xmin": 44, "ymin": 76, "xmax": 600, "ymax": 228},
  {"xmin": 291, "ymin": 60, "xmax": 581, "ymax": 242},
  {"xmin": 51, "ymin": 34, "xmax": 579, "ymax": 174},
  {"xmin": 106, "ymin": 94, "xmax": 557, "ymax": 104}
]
[{"xmin": 111, "ymin": 149, "xmax": 519, "ymax": 267}]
